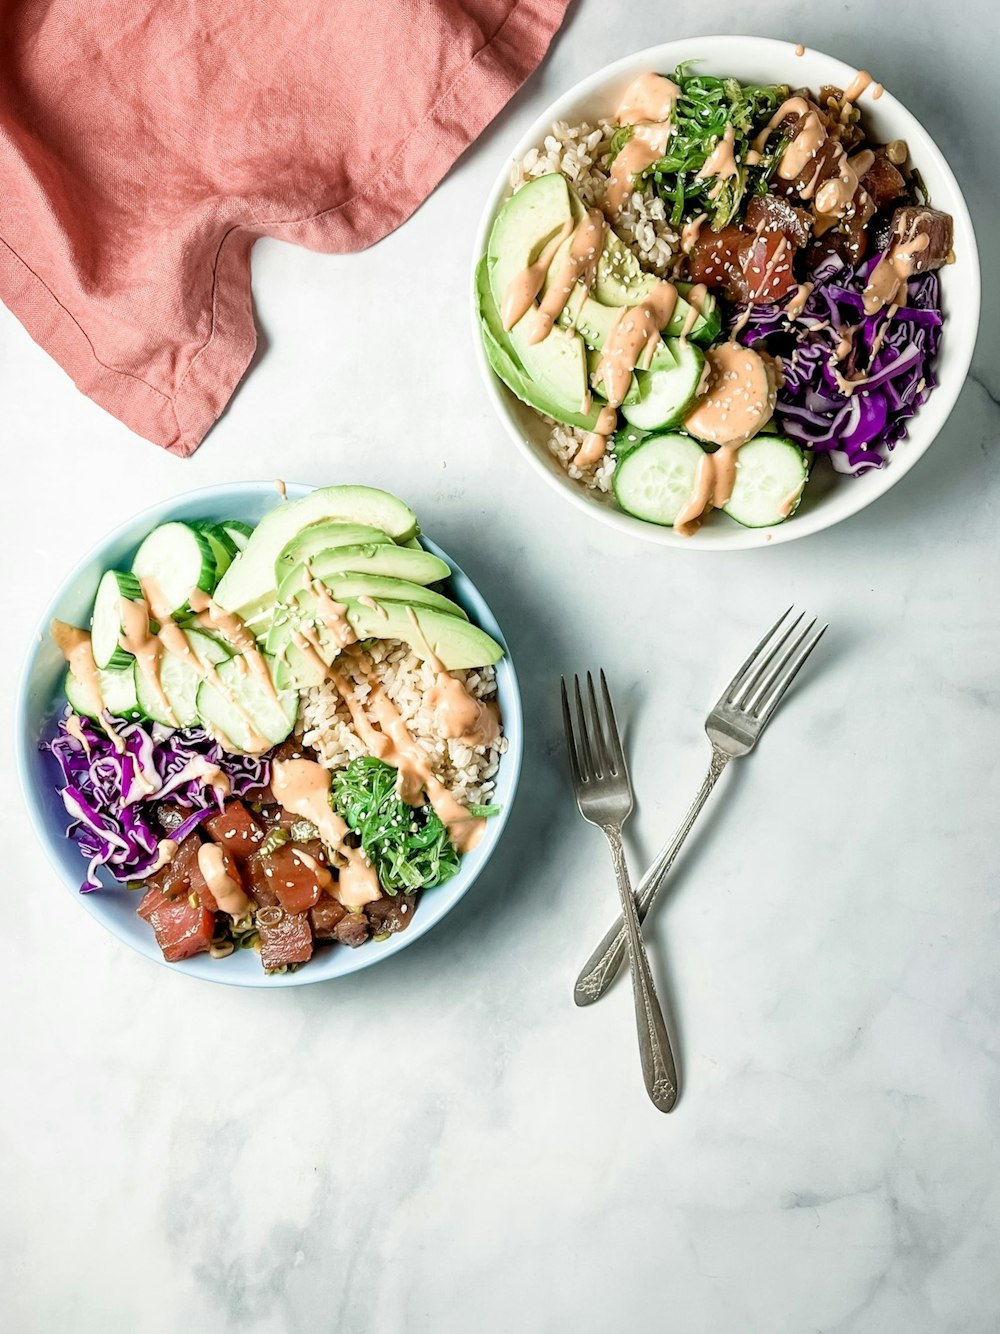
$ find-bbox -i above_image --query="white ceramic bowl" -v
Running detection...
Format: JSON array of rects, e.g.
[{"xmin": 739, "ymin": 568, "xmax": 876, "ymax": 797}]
[
  {"xmin": 472, "ymin": 36, "xmax": 980, "ymax": 549},
  {"xmin": 17, "ymin": 482, "xmax": 523, "ymax": 988}
]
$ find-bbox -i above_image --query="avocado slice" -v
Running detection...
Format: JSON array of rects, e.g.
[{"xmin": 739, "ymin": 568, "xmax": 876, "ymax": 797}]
[
  {"xmin": 541, "ymin": 184, "xmax": 721, "ymax": 346},
  {"xmin": 268, "ymin": 596, "xmax": 503, "ymax": 689},
  {"xmin": 571, "ymin": 297, "xmax": 679, "ymax": 374},
  {"xmin": 486, "ymin": 176, "xmax": 592, "ymax": 419},
  {"xmin": 276, "ymin": 544, "xmax": 451, "ymax": 603},
  {"xmin": 275, "ymin": 521, "xmax": 394, "ymax": 579},
  {"xmin": 274, "ymin": 569, "xmax": 468, "ymax": 620},
  {"xmin": 477, "ymin": 259, "xmax": 602, "ymax": 431},
  {"xmin": 214, "ymin": 486, "xmax": 419, "ymax": 617}
]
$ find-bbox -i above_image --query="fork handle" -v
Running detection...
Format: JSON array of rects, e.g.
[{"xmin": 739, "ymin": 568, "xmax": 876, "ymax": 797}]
[
  {"xmin": 604, "ymin": 825, "xmax": 677, "ymax": 1113},
  {"xmin": 576, "ymin": 748, "xmax": 730, "ymax": 1007}
]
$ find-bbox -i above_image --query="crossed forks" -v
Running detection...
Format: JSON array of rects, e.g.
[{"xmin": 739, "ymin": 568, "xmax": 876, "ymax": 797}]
[{"xmin": 561, "ymin": 607, "xmax": 827, "ymax": 1113}]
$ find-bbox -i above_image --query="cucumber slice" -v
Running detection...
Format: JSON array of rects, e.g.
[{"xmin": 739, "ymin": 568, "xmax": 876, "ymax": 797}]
[
  {"xmin": 723, "ymin": 436, "xmax": 808, "ymax": 528},
  {"xmin": 134, "ymin": 629, "xmax": 232, "ymax": 726},
  {"xmin": 65, "ymin": 665, "xmax": 143, "ymax": 720},
  {"xmin": 613, "ymin": 433, "xmax": 707, "ymax": 526},
  {"xmin": 195, "ymin": 655, "xmax": 297, "ymax": 753},
  {"xmin": 193, "ymin": 522, "xmax": 239, "ymax": 580},
  {"xmin": 220, "ymin": 520, "xmax": 254, "ymax": 552},
  {"xmin": 621, "ymin": 341, "xmax": 705, "ymax": 431},
  {"xmin": 91, "ymin": 570, "xmax": 142, "ymax": 670},
  {"xmin": 131, "ymin": 522, "xmax": 217, "ymax": 616}
]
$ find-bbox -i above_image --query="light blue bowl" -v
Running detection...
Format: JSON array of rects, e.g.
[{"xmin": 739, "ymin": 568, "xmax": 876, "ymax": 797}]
[{"xmin": 16, "ymin": 482, "xmax": 523, "ymax": 988}]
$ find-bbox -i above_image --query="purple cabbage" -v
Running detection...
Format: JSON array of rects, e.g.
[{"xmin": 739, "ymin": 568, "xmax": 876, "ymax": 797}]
[
  {"xmin": 46, "ymin": 715, "xmax": 270, "ymax": 892},
  {"xmin": 735, "ymin": 252, "xmax": 943, "ymax": 476}
]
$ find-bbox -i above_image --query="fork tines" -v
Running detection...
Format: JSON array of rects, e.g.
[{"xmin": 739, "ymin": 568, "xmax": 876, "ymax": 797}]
[
  {"xmin": 725, "ymin": 606, "xmax": 827, "ymax": 724},
  {"xmin": 560, "ymin": 670, "xmax": 625, "ymax": 785}
]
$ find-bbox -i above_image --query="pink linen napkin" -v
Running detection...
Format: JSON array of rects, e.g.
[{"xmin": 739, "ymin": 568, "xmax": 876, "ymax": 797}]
[{"xmin": 0, "ymin": 0, "xmax": 569, "ymax": 454}]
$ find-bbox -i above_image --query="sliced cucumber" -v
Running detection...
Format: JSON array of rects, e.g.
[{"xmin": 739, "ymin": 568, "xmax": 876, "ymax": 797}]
[
  {"xmin": 621, "ymin": 341, "xmax": 705, "ymax": 431},
  {"xmin": 613, "ymin": 433, "xmax": 707, "ymax": 526},
  {"xmin": 91, "ymin": 570, "xmax": 142, "ymax": 670},
  {"xmin": 131, "ymin": 522, "xmax": 217, "ymax": 616},
  {"xmin": 195, "ymin": 655, "xmax": 297, "ymax": 753},
  {"xmin": 723, "ymin": 436, "xmax": 808, "ymax": 528},
  {"xmin": 134, "ymin": 629, "xmax": 232, "ymax": 726},
  {"xmin": 220, "ymin": 520, "xmax": 254, "ymax": 552},
  {"xmin": 193, "ymin": 522, "xmax": 239, "ymax": 580},
  {"xmin": 65, "ymin": 665, "xmax": 143, "ymax": 720}
]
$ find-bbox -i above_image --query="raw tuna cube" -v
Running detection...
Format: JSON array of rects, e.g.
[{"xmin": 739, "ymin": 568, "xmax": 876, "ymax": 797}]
[
  {"xmin": 332, "ymin": 913, "xmax": 370, "ymax": 948},
  {"xmin": 310, "ymin": 894, "xmax": 348, "ymax": 939},
  {"xmin": 258, "ymin": 911, "xmax": 313, "ymax": 972},
  {"xmin": 203, "ymin": 801, "xmax": 265, "ymax": 863},
  {"xmin": 266, "ymin": 843, "xmax": 330, "ymax": 915},
  {"xmin": 861, "ymin": 151, "xmax": 906, "ymax": 210},
  {"xmin": 137, "ymin": 884, "xmax": 214, "ymax": 962},
  {"xmin": 366, "ymin": 894, "xmax": 418, "ymax": 936}
]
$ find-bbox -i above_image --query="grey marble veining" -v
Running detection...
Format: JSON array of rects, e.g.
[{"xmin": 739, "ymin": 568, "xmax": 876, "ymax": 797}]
[{"xmin": 2, "ymin": 1, "xmax": 999, "ymax": 1330}]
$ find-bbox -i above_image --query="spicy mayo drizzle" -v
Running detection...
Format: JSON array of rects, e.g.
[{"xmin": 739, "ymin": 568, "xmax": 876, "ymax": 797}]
[
  {"xmin": 603, "ymin": 74, "xmax": 680, "ymax": 218},
  {"xmin": 675, "ymin": 345, "xmax": 779, "ymax": 535},
  {"xmin": 405, "ymin": 608, "xmax": 501, "ymax": 749},
  {"xmin": 197, "ymin": 843, "xmax": 250, "ymax": 918},
  {"xmin": 577, "ymin": 280, "xmax": 681, "ymax": 466},
  {"xmin": 271, "ymin": 758, "xmax": 382, "ymax": 907}
]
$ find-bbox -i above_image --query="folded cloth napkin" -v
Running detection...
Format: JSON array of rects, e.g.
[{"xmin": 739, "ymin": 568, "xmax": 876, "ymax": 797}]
[{"xmin": 0, "ymin": 0, "xmax": 568, "ymax": 454}]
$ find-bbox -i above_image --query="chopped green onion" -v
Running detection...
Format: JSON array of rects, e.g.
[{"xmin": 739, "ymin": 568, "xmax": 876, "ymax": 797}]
[
  {"xmin": 260, "ymin": 828, "xmax": 290, "ymax": 856},
  {"xmin": 289, "ymin": 818, "xmax": 320, "ymax": 842},
  {"xmin": 467, "ymin": 802, "xmax": 501, "ymax": 818}
]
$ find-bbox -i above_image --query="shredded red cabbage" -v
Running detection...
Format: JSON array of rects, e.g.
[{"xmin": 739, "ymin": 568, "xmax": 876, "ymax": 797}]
[
  {"xmin": 46, "ymin": 716, "xmax": 270, "ymax": 891},
  {"xmin": 735, "ymin": 253, "xmax": 943, "ymax": 475}
]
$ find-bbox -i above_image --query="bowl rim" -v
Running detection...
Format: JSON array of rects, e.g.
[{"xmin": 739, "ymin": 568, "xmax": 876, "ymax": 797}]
[
  {"xmin": 16, "ymin": 480, "xmax": 523, "ymax": 988},
  {"xmin": 471, "ymin": 34, "xmax": 981, "ymax": 551}
]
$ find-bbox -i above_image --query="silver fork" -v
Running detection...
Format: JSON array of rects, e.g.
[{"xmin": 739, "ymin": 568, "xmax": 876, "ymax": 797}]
[
  {"xmin": 561, "ymin": 671, "xmax": 678, "ymax": 1113},
  {"xmin": 574, "ymin": 608, "xmax": 828, "ymax": 1008}
]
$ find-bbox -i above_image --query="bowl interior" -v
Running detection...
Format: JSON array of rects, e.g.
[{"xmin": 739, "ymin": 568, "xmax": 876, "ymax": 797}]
[
  {"xmin": 473, "ymin": 35, "xmax": 980, "ymax": 550},
  {"xmin": 17, "ymin": 482, "xmax": 522, "ymax": 988}
]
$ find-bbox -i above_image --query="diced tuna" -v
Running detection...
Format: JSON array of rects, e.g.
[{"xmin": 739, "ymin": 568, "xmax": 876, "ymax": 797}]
[
  {"xmin": 688, "ymin": 224, "xmax": 752, "ymax": 302},
  {"xmin": 887, "ymin": 205, "xmax": 953, "ymax": 272},
  {"xmin": 861, "ymin": 151, "xmax": 907, "ymax": 210},
  {"xmin": 742, "ymin": 231, "xmax": 800, "ymax": 303},
  {"xmin": 136, "ymin": 884, "xmax": 214, "ymax": 962},
  {"xmin": 263, "ymin": 843, "xmax": 330, "ymax": 914},
  {"xmin": 203, "ymin": 801, "xmax": 265, "ymax": 864},
  {"xmin": 332, "ymin": 913, "xmax": 370, "ymax": 948},
  {"xmin": 244, "ymin": 853, "xmax": 280, "ymax": 908},
  {"xmin": 745, "ymin": 194, "xmax": 812, "ymax": 247},
  {"xmin": 159, "ymin": 833, "xmax": 205, "ymax": 900},
  {"xmin": 258, "ymin": 910, "xmax": 313, "ymax": 972},
  {"xmin": 310, "ymin": 894, "xmax": 348, "ymax": 939},
  {"xmin": 366, "ymin": 893, "xmax": 418, "ymax": 936}
]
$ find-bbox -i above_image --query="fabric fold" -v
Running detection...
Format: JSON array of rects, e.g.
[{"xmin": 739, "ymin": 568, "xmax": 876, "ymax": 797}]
[{"xmin": 0, "ymin": 0, "xmax": 570, "ymax": 454}]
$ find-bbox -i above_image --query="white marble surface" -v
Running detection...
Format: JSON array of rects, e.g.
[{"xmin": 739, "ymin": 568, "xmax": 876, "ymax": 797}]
[{"xmin": 3, "ymin": 2, "xmax": 999, "ymax": 1330}]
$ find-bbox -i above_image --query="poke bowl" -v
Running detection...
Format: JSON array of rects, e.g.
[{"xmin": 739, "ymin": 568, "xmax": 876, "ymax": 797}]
[
  {"xmin": 17, "ymin": 481, "xmax": 522, "ymax": 988},
  {"xmin": 473, "ymin": 35, "xmax": 980, "ymax": 549}
]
